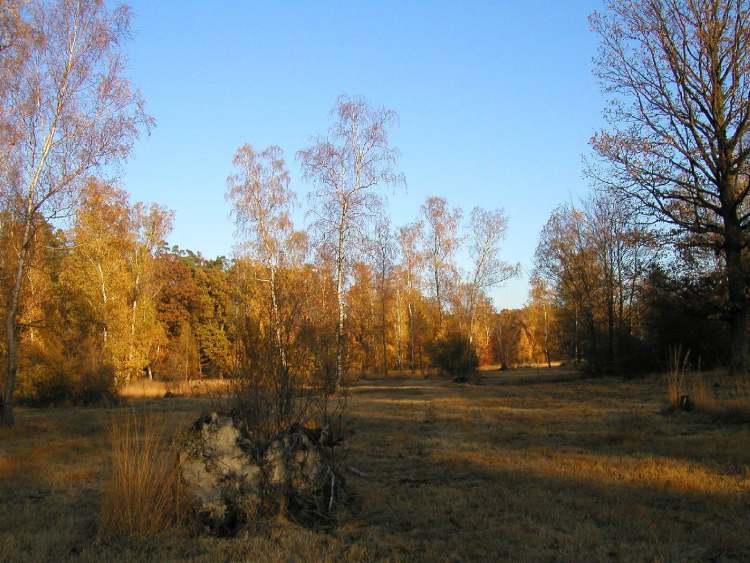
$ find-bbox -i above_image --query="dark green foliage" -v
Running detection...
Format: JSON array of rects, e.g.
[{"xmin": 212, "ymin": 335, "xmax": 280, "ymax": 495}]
[
  {"xmin": 641, "ymin": 266, "xmax": 729, "ymax": 370},
  {"xmin": 428, "ymin": 332, "xmax": 479, "ymax": 381},
  {"xmin": 20, "ymin": 364, "xmax": 118, "ymax": 407}
]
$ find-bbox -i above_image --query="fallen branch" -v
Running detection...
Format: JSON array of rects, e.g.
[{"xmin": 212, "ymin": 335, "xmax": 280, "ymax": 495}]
[{"xmin": 347, "ymin": 466, "xmax": 369, "ymax": 478}]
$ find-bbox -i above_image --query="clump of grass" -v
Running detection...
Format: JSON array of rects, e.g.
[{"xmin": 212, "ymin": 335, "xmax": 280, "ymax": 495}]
[
  {"xmin": 99, "ymin": 411, "xmax": 186, "ymax": 540},
  {"xmin": 666, "ymin": 346, "xmax": 690, "ymax": 408}
]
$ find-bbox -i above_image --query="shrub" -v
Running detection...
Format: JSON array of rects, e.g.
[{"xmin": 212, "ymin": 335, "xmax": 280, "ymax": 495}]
[
  {"xmin": 99, "ymin": 411, "xmax": 185, "ymax": 540},
  {"xmin": 229, "ymin": 362, "xmax": 315, "ymax": 453},
  {"xmin": 20, "ymin": 364, "xmax": 118, "ymax": 407},
  {"xmin": 428, "ymin": 332, "xmax": 479, "ymax": 381}
]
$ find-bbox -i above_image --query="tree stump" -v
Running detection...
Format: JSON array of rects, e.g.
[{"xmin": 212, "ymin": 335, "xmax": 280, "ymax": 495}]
[{"xmin": 178, "ymin": 413, "xmax": 346, "ymax": 535}]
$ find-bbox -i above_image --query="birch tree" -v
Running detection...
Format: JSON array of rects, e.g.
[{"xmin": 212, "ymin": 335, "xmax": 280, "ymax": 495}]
[
  {"xmin": 63, "ymin": 180, "xmax": 171, "ymax": 384},
  {"xmin": 0, "ymin": 0, "xmax": 150, "ymax": 425},
  {"xmin": 227, "ymin": 144, "xmax": 295, "ymax": 371},
  {"xmin": 465, "ymin": 207, "xmax": 518, "ymax": 342},
  {"xmin": 420, "ymin": 196, "xmax": 462, "ymax": 333},
  {"xmin": 299, "ymin": 95, "xmax": 404, "ymax": 389},
  {"xmin": 128, "ymin": 201, "xmax": 173, "ymax": 380}
]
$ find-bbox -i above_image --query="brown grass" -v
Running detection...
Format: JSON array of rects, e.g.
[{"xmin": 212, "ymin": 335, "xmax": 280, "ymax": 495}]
[
  {"xmin": 99, "ymin": 411, "xmax": 185, "ymax": 541},
  {"xmin": 0, "ymin": 370, "xmax": 748, "ymax": 561},
  {"xmin": 664, "ymin": 348, "xmax": 750, "ymax": 422},
  {"xmin": 119, "ymin": 378, "xmax": 230, "ymax": 399}
]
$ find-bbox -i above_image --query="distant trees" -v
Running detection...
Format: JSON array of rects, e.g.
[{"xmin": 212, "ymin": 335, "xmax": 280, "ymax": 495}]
[
  {"xmin": 590, "ymin": 0, "xmax": 750, "ymax": 374},
  {"xmin": 535, "ymin": 191, "xmax": 652, "ymax": 373},
  {"xmin": 63, "ymin": 180, "xmax": 172, "ymax": 384},
  {"xmin": 0, "ymin": 0, "xmax": 151, "ymax": 425}
]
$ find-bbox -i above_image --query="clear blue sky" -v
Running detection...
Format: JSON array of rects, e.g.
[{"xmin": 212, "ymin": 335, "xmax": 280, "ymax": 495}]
[{"xmin": 121, "ymin": 0, "xmax": 605, "ymax": 309}]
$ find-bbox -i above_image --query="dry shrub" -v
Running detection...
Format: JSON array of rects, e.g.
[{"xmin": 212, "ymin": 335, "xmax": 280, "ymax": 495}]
[
  {"xmin": 229, "ymin": 364, "xmax": 315, "ymax": 453},
  {"xmin": 19, "ymin": 363, "xmax": 118, "ymax": 407},
  {"xmin": 99, "ymin": 411, "xmax": 185, "ymax": 540}
]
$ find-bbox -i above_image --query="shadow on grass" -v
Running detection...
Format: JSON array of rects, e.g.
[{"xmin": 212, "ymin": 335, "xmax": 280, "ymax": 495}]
[{"xmin": 345, "ymin": 407, "xmax": 750, "ymax": 561}]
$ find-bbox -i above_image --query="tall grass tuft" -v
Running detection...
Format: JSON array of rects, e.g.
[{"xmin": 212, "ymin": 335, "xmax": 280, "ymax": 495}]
[
  {"xmin": 666, "ymin": 346, "xmax": 690, "ymax": 407},
  {"xmin": 99, "ymin": 411, "xmax": 185, "ymax": 540}
]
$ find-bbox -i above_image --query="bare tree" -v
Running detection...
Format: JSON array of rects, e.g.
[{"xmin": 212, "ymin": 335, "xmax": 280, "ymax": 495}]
[
  {"xmin": 465, "ymin": 207, "xmax": 518, "ymax": 342},
  {"xmin": 227, "ymin": 144, "xmax": 295, "ymax": 371},
  {"xmin": 0, "ymin": 0, "xmax": 151, "ymax": 425},
  {"xmin": 590, "ymin": 0, "xmax": 750, "ymax": 373},
  {"xmin": 535, "ymin": 204, "xmax": 602, "ymax": 367},
  {"xmin": 299, "ymin": 95, "xmax": 404, "ymax": 389},
  {"xmin": 586, "ymin": 191, "xmax": 652, "ymax": 369},
  {"xmin": 420, "ymin": 196, "xmax": 462, "ymax": 333}
]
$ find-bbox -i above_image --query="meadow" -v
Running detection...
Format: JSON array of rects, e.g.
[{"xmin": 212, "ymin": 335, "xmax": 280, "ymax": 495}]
[{"xmin": 1, "ymin": 369, "xmax": 749, "ymax": 562}]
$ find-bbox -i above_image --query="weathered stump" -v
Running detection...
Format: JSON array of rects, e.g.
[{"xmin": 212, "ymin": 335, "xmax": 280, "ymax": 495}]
[{"xmin": 178, "ymin": 413, "xmax": 346, "ymax": 535}]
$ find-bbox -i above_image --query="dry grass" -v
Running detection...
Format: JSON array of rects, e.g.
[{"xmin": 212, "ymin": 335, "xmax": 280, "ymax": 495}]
[
  {"xmin": 99, "ymin": 411, "xmax": 186, "ymax": 541},
  {"xmin": 0, "ymin": 370, "xmax": 748, "ymax": 561},
  {"xmin": 664, "ymin": 348, "xmax": 750, "ymax": 422},
  {"xmin": 119, "ymin": 378, "xmax": 230, "ymax": 399}
]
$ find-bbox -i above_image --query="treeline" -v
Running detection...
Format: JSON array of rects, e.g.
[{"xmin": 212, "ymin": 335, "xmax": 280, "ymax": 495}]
[
  {"xmin": 0, "ymin": 173, "xmax": 526, "ymax": 404},
  {"xmin": 0, "ymin": 0, "xmax": 522, "ymax": 411},
  {"xmin": 521, "ymin": 0, "xmax": 750, "ymax": 377}
]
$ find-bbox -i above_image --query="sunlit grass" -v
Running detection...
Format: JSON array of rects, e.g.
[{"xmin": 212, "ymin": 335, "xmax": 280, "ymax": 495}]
[
  {"xmin": 99, "ymin": 410, "xmax": 186, "ymax": 540},
  {"xmin": 119, "ymin": 378, "xmax": 230, "ymax": 399}
]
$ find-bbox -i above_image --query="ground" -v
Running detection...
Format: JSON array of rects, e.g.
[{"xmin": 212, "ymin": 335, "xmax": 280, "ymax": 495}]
[{"xmin": 1, "ymin": 368, "xmax": 749, "ymax": 562}]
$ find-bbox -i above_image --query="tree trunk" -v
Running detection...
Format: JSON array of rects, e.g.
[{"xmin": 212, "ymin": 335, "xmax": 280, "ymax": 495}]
[
  {"xmin": 724, "ymin": 231, "xmax": 747, "ymax": 375},
  {"xmin": 407, "ymin": 300, "xmax": 415, "ymax": 372},
  {"xmin": 269, "ymin": 265, "xmax": 287, "ymax": 372},
  {"xmin": 335, "ymin": 241, "xmax": 345, "ymax": 391},
  {"xmin": 2, "ymin": 224, "xmax": 32, "ymax": 427},
  {"xmin": 433, "ymin": 264, "xmax": 443, "ymax": 332},
  {"xmin": 543, "ymin": 302, "xmax": 551, "ymax": 368},
  {"xmin": 381, "ymin": 283, "xmax": 388, "ymax": 377},
  {"xmin": 395, "ymin": 288, "xmax": 403, "ymax": 371}
]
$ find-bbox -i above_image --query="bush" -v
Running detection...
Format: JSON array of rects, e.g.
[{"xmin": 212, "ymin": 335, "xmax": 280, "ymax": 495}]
[
  {"xmin": 20, "ymin": 364, "xmax": 118, "ymax": 407},
  {"xmin": 428, "ymin": 332, "xmax": 479, "ymax": 381},
  {"xmin": 229, "ymin": 362, "xmax": 314, "ymax": 453}
]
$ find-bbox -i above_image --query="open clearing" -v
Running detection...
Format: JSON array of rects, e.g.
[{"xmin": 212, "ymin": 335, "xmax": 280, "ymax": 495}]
[{"xmin": 1, "ymin": 370, "xmax": 749, "ymax": 562}]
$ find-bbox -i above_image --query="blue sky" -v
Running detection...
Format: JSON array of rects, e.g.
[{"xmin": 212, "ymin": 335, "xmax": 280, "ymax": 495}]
[{"xmin": 121, "ymin": 1, "xmax": 605, "ymax": 309}]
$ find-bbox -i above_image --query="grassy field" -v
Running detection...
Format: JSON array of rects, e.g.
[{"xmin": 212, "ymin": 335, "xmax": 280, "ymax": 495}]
[{"xmin": 1, "ymin": 369, "xmax": 749, "ymax": 562}]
